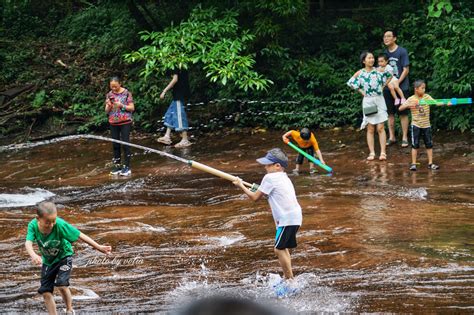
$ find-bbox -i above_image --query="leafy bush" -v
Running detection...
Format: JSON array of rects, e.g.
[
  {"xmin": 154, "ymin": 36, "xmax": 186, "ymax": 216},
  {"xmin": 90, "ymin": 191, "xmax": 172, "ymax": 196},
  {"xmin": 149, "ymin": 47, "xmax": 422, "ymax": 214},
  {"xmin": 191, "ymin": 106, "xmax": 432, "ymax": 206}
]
[{"xmin": 124, "ymin": 6, "xmax": 272, "ymax": 91}]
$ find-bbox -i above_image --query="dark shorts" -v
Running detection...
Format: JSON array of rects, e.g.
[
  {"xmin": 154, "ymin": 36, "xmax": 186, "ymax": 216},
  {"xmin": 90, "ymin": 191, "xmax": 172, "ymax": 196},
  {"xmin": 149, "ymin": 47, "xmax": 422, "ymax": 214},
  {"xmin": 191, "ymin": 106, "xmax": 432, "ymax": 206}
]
[
  {"xmin": 275, "ymin": 226, "xmax": 299, "ymax": 250},
  {"xmin": 411, "ymin": 125, "xmax": 433, "ymax": 149},
  {"xmin": 296, "ymin": 147, "xmax": 314, "ymax": 165},
  {"xmin": 38, "ymin": 256, "xmax": 73, "ymax": 294},
  {"xmin": 384, "ymin": 87, "xmax": 410, "ymax": 116}
]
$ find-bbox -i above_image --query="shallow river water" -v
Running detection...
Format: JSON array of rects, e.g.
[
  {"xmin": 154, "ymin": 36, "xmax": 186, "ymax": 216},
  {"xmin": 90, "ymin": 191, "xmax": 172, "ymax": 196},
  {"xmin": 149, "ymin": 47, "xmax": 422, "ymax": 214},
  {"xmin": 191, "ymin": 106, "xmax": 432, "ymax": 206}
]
[{"xmin": 0, "ymin": 130, "xmax": 473, "ymax": 313}]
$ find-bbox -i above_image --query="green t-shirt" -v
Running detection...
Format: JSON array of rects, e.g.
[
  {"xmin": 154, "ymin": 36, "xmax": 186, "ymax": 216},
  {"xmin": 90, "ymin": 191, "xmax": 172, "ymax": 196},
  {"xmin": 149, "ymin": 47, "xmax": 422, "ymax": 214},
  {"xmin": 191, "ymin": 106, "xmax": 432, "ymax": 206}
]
[{"xmin": 26, "ymin": 217, "xmax": 80, "ymax": 266}]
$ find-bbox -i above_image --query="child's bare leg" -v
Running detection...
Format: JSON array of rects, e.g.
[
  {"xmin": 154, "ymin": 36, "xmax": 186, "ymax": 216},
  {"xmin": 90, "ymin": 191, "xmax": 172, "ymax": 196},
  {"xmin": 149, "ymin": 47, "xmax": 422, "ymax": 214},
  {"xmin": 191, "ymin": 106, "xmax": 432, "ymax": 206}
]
[
  {"xmin": 392, "ymin": 80, "xmax": 405, "ymax": 100},
  {"xmin": 426, "ymin": 148, "xmax": 433, "ymax": 164},
  {"xmin": 411, "ymin": 148, "xmax": 418, "ymax": 164},
  {"xmin": 58, "ymin": 287, "xmax": 73, "ymax": 312},
  {"xmin": 42, "ymin": 292, "xmax": 58, "ymax": 315},
  {"xmin": 274, "ymin": 248, "xmax": 293, "ymax": 279},
  {"xmin": 388, "ymin": 83, "xmax": 398, "ymax": 100}
]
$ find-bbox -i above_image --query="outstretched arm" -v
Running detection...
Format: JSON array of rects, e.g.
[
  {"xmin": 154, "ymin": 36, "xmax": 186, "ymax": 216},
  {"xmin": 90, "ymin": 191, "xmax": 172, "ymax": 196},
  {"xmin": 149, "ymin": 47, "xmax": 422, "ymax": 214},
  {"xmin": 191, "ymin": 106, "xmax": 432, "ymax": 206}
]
[
  {"xmin": 79, "ymin": 232, "xmax": 112, "ymax": 254},
  {"xmin": 233, "ymin": 178, "xmax": 264, "ymax": 202},
  {"xmin": 399, "ymin": 98, "xmax": 416, "ymax": 111},
  {"xmin": 160, "ymin": 74, "xmax": 178, "ymax": 99},
  {"xmin": 25, "ymin": 240, "xmax": 42, "ymax": 265},
  {"xmin": 315, "ymin": 149, "xmax": 325, "ymax": 165}
]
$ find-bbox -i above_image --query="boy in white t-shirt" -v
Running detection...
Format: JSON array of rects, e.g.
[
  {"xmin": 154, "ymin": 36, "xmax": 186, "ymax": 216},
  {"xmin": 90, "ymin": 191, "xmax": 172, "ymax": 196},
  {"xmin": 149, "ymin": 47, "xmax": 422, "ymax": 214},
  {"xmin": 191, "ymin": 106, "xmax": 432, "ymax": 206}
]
[
  {"xmin": 378, "ymin": 53, "xmax": 406, "ymax": 105},
  {"xmin": 233, "ymin": 148, "xmax": 302, "ymax": 280}
]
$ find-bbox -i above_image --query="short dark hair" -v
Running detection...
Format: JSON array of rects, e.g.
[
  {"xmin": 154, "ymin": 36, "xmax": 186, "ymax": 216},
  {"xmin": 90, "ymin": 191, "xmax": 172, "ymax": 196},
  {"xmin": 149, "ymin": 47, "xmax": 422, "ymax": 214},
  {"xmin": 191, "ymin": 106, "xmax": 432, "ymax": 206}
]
[
  {"xmin": 414, "ymin": 79, "xmax": 426, "ymax": 89},
  {"xmin": 360, "ymin": 51, "xmax": 373, "ymax": 66},
  {"xmin": 378, "ymin": 53, "xmax": 389, "ymax": 61},
  {"xmin": 384, "ymin": 29, "xmax": 398, "ymax": 37},
  {"xmin": 36, "ymin": 201, "xmax": 57, "ymax": 217}
]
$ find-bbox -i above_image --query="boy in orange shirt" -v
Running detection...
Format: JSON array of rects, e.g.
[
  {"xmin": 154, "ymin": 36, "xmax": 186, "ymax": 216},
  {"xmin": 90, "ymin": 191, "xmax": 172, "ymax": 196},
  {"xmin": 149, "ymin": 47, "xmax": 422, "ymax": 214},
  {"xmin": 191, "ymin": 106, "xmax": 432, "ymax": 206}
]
[{"xmin": 282, "ymin": 128, "xmax": 325, "ymax": 175}]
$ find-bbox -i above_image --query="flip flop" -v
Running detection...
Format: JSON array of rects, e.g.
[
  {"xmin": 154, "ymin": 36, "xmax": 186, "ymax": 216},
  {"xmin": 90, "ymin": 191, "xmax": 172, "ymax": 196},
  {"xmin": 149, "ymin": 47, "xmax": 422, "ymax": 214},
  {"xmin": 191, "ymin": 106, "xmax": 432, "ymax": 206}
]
[
  {"xmin": 401, "ymin": 140, "xmax": 409, "ymax": 148},
  {"xmin": 386, "ymin": 139, "xmax": 397, "ymax": 146}
]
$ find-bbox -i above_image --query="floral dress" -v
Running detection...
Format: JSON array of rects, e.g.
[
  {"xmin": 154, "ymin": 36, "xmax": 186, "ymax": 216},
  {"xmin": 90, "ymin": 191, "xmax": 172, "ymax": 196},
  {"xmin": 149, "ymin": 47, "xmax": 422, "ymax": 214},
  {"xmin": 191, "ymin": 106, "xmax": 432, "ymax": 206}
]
[{"xmin": 347, "ymin": 68, "xmax": 392, "ymax": 128}]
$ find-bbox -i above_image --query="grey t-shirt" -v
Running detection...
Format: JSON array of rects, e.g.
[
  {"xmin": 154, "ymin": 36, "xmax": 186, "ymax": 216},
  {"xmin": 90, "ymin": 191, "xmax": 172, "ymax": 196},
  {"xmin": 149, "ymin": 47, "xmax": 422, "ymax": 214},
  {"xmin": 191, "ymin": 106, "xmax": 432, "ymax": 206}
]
[{"xmin": 384, "ymin": 46, "xmax": 410, "ymax": 91}]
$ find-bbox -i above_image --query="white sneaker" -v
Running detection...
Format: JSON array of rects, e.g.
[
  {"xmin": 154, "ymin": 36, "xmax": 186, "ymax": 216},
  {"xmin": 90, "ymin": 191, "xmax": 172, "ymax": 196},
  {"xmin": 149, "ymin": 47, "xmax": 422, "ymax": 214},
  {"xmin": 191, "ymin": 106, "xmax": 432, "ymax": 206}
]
[{"xmin": 175, "ymin": 139, "xmax": 192, "ymax": 148}]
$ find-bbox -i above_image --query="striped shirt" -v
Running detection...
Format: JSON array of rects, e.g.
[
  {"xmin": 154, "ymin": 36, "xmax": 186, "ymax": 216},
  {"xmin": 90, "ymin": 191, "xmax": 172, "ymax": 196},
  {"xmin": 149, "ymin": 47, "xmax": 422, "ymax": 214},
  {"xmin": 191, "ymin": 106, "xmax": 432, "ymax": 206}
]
[{"xmin": 407, "ymin": 94, "xmax": 434, "ymax": 128}]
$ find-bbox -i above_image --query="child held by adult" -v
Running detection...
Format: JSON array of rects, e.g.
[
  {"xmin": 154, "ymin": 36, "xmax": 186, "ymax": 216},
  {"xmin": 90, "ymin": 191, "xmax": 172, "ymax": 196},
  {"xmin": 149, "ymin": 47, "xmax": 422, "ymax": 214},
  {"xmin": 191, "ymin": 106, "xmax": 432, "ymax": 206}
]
[{"xmin": 377, "ymin": 53, "xmax": 406, "ymax": 106}]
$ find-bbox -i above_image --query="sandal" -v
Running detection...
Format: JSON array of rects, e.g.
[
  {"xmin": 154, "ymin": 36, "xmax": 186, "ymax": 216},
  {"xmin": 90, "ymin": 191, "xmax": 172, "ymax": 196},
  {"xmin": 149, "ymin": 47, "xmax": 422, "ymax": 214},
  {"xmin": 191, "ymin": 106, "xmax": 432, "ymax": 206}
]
[
  {"xmin": 367, "ymin": 153, "xmax": 375, "ymax": 161},
  {"xmin": 386, "ymin": 139, "xmax": 397, "ymax": 146},
  {"xmin": 174, "ymin": 139, "xmax": 192, "ymax": 148},
  {"xmin": 157, "ymin": 136, "xmax": 172, "ymax": 145},
  {"xmin": 428, "ymin": 163, "xmax": 440, "ymax": 170},
  {"xmin": 401, "ymin": 140, "xmax": 409, "ymax": 148},
  {"xmin": 379, "ymin": 153, "xmax": 387, "ymax": 161}
]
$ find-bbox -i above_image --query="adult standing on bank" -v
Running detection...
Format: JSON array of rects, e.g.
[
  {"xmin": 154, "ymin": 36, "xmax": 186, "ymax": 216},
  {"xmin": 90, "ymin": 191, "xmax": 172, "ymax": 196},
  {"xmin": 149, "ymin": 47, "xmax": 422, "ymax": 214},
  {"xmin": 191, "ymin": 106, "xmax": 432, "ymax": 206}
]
[
  {"xmin": 105, "ymin": 76, "xmax": 135, "ymax": 176},
  {"xmin": 383, "ymin": 29, "xmax": 410, "ymax": 148},
  {"xmin": 157, "ymin": 68, "xmax": 192, "ymax": 148}
]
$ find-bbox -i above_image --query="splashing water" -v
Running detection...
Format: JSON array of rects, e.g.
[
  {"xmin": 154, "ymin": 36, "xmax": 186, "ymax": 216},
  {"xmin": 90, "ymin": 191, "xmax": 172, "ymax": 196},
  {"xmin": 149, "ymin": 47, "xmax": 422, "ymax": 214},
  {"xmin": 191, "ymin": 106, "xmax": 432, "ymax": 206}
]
[
  {"xmin": 0, "ymin": 188, "xmax": 55, "ymax": 208},
  {"xmin": 0, "ymin": 134, "xmax": 189, "ymax": 164}
]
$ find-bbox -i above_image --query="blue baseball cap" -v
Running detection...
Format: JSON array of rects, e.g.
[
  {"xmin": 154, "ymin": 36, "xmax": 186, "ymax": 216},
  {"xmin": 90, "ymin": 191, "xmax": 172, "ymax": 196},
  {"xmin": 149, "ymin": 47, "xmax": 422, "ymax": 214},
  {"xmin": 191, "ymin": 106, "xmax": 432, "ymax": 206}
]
[{"xmin": 256, "ymin": 151, "xmax": 288, "ymax": 168}]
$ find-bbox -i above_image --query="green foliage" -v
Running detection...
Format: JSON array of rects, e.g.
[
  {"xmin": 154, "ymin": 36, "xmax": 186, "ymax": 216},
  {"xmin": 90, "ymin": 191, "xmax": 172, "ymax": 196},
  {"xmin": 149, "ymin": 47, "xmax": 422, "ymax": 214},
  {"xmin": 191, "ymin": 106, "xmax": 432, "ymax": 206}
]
[
  {"xmin": 32, "ymin": 90, "xmax": 47, "ymax": 108},
  {"xmin": 428, "ymin": 0, "xmax": 453, "ymax": 17},
  {"xmin": 0, "ymin": 0, "xmax": 472, "ymax": 135},
  {"xmin": 57, "ymin": 3, "xmax": 138, "ymax": 64},
  {"xmin": 400, "ymin": 5, "xmax": 473, "ymax": 131},
  {"xmin": 124, "ymin": 6, "xmax": 273, "ymax": 92}
]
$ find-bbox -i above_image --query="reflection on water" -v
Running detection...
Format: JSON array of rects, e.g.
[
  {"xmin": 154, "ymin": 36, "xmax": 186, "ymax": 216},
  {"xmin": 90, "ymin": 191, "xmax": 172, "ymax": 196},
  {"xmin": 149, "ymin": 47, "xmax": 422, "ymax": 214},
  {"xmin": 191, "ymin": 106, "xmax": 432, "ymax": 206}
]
[{"xmin": 0, "ymin": 130, "xmax": 472, "ymax": 313}]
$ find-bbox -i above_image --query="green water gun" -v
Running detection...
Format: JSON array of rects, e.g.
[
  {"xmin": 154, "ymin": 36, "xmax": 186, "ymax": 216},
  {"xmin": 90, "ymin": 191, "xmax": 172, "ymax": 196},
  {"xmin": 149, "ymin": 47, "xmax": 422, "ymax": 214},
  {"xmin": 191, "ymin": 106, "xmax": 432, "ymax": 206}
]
[{"xmin": 419, "ymin": 97, "xmax": 472, "ymax": 106}]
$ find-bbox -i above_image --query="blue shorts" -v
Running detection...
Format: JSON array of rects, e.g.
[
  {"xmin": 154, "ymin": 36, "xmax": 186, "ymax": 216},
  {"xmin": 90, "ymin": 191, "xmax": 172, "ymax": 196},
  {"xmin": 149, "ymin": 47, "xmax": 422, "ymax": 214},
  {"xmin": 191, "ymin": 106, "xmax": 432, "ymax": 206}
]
[
  {"xmin": 164, "ymin": 99, "xmax": 189, "ymax": 132},
  {"xmin": 275, "ymin": 226, "xmax": 299, "ymax": 249}
]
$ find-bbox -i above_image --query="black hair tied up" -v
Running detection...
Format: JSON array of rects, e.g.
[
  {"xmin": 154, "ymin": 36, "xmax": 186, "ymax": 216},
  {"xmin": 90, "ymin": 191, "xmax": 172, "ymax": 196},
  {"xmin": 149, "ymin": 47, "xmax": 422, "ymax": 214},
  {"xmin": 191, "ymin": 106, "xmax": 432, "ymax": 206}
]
[
  {"xmin": 360, "ymin": 51, "xmax": 372, "ymax": 66},
  {"xmin": 110, "ymin": 76, "xmax": 122, "ymax": 84}
]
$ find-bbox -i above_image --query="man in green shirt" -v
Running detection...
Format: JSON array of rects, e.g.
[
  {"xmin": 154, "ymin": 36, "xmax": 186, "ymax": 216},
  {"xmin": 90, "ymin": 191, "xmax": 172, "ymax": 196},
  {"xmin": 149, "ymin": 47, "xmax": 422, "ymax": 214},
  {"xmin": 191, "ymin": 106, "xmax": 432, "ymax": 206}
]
[{"xmin": 25, "ymin": 201, "xmax": 112, "ymax": 315}]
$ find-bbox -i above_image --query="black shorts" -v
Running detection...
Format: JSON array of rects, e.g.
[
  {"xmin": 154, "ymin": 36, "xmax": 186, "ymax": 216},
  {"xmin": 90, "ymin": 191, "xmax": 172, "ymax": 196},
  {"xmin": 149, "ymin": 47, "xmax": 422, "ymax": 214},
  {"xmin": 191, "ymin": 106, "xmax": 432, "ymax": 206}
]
[
  {"xmin": 38, "ymin": 256, "xmax": 73, "ymax": 294},
  {"xmin": 296, "ymin": 147, "xmax": 314, "ymax": 165},
  {"xmin": 383, "ymin": 87, "xmax": 410, "ymax": 115},
  {"xmin": 275, "ymin": 226, "xmax": 299, "ymax": 250},
  {"xmin": 411, "ymin": 125, "xmax": 433, "ymax": 149}
]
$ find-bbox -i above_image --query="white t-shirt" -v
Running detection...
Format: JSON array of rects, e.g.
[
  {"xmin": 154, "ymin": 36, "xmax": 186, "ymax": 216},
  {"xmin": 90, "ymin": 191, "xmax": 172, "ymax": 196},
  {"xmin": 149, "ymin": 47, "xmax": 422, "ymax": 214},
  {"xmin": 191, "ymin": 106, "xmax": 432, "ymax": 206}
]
[
  {"xmin": 380, "ymin": 64, "xmax": 398, "ymax": 82},
  {"xmin": 258, "ymin": 172, "xmax": 302, "ymax": 227}
]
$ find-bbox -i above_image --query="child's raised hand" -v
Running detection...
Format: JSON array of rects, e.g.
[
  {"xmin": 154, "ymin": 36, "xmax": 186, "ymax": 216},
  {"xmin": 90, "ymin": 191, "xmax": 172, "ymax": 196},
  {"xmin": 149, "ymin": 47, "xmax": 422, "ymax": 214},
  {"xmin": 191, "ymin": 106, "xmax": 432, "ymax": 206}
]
[
  {"xmin": 31, "ymin": 254, "xmax": 42, "ymax": 265},
  {"xmin": 98, "ymin": 245, "xmax": 112, "ymax": 255},
  {"xmin": 282, "ymin": 136, "xmax": 289, "ymax": 144}
]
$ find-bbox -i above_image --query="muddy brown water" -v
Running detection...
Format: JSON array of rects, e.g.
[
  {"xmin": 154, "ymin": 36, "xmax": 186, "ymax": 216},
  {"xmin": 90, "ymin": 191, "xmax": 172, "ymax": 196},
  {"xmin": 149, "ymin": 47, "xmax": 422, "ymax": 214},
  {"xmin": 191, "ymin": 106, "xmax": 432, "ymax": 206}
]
[{"xmin": 0, "ymin": 130, "xmax": 473, "ymax": 313}]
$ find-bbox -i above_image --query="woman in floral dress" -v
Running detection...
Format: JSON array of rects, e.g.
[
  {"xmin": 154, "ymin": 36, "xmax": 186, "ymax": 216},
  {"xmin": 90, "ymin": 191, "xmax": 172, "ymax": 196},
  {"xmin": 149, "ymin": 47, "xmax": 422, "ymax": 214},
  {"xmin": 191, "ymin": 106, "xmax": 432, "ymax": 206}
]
[{"xmin": 347, "ymin": 51, "xmax": 392, "ymax": 161}]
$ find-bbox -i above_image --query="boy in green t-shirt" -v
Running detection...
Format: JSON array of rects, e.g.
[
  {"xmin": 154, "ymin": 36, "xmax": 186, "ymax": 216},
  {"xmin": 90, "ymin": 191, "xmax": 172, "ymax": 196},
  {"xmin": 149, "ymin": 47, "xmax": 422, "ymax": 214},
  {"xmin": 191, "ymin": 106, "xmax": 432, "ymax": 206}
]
[{"xmin": 25, "ymin": 201, "xmax": 112, "ymax": 315}]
